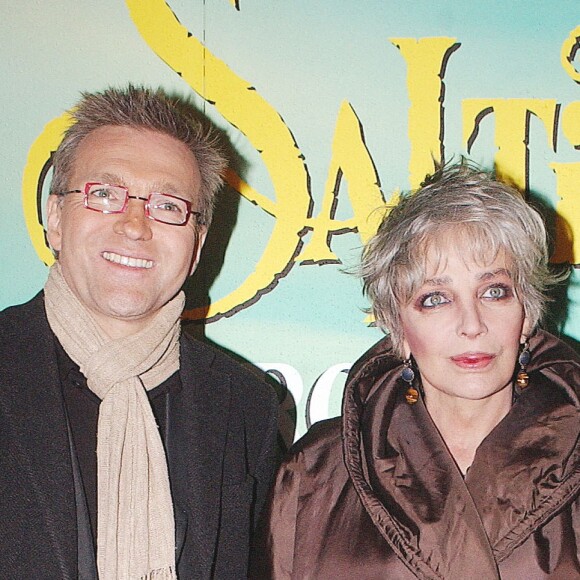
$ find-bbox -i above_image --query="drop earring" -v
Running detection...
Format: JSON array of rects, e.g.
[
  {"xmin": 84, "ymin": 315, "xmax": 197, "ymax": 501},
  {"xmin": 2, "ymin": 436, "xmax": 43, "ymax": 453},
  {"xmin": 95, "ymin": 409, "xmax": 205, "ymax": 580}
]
[
  {"xmin": 516, "ymin": 341, "xmax": 530, "ymax": 389},
  {"xmin": 402, "ymin": 358, "xmax": 419, "ymax": 404}
]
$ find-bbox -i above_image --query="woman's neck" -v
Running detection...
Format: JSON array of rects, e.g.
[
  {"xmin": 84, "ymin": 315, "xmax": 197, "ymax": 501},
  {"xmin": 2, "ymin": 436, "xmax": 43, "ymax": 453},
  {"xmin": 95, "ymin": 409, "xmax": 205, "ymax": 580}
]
[{"xmin": 424, "ymin": 386, "xmax": 513, "ymax": 475}]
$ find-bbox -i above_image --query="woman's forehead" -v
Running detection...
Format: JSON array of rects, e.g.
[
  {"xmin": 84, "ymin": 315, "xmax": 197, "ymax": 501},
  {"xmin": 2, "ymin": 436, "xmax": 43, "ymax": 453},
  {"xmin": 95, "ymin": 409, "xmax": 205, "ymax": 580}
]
[{"xmin": 416, "ymin": 230, "xmax": 513, "ymax": 278}]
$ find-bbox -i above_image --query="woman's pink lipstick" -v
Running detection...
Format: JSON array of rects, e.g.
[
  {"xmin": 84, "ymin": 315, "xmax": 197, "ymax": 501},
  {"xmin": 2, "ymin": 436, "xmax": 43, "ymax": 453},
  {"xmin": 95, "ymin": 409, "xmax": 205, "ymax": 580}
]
[{"xmin": 450, "ymin": 353, "xmax": 495, "ymax": 369}]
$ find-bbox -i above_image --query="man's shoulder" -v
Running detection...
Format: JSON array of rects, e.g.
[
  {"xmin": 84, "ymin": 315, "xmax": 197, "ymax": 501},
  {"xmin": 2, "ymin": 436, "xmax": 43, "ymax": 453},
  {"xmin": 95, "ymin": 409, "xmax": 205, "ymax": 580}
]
[
  {"xmin": 0, "ymin": 293, "xmax": 47, "ymax": 349},
  {"xmin": 180, "ymin": 331, "xmax": 265, "ymax": 382},
  {"xmin": 179, "ymin": 331, "xmax": 277, "ymax": 407},
  {"xmin": 0, "ymin": 293, "xmax": 58, "ymax": 392},
  {"xmin": 0, "ymin": 292, "xmax": 44, "ymax": 321}
]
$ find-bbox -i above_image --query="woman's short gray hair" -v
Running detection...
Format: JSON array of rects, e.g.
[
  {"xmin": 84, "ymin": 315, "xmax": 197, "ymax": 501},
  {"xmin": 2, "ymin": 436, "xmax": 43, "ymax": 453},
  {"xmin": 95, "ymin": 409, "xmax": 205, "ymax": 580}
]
[
  {"xmin": 50, "ymin": 85, "xmax": 227, "ymax": 226},
  {"xmin": 360, "ymin": 162, "xmax": 564, "ymax": 358}
]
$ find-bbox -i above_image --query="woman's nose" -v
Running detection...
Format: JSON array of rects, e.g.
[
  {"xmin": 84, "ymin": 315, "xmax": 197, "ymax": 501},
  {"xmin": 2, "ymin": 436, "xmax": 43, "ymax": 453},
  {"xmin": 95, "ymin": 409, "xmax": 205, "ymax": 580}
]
[{"xmin": 457, "ymin": 300, "xmax": 487, "ymax": 338}]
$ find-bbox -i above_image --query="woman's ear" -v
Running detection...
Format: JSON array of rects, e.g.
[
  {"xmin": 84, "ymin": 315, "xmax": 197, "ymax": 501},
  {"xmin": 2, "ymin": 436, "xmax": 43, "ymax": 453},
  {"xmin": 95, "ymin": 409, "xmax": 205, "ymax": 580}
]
[
  {"xmin": 402, "ymin": 336, "xmax": 412, "ymax": 360},
  {"xmin": 520, "ymin": 311, "xmax": 534, "ymax": 344}
]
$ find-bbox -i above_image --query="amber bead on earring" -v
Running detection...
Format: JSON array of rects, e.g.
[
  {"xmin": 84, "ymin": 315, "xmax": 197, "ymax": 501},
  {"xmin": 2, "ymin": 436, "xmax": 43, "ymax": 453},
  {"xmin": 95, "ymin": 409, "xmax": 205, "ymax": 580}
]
[
  {"xmin": 516, "ymin": 343, "xmax": 531, "ymax": 389},
  {"xmin": 402, "ymin": 360, "xmax": 419, "ymax": 404}
]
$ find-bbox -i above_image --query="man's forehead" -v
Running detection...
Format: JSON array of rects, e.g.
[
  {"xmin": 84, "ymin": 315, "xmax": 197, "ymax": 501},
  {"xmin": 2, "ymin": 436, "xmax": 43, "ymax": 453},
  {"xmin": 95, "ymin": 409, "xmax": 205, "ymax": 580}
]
[
  {"xmin": 87, "ymin": 171, "xmax": 186, "ymax": 195},
  {"xmin": 69, "ymin": 125, "xmax": 201, "ymax": 198},
  {"xmin": 75, "ymin": 125, "xmax": 194, "ymax": 160}
]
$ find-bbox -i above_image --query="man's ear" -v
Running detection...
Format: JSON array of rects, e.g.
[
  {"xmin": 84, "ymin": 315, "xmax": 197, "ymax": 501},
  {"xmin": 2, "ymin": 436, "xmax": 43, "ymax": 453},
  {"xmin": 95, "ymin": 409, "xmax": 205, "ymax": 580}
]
[
  {"xmin": 189, "ymin": 226, "xmax": 208, "ymax": 276},
  {"xmin": 46, "ymin": 195, "xmax": 63, "ymax": 252}
]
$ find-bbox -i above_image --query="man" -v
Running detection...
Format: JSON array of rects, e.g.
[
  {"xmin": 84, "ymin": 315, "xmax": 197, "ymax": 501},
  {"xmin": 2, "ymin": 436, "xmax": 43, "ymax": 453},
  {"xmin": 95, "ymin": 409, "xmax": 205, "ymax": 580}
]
[{"xmin": 0, "ymin": 86, "xmax": 278, "ymax": 579}]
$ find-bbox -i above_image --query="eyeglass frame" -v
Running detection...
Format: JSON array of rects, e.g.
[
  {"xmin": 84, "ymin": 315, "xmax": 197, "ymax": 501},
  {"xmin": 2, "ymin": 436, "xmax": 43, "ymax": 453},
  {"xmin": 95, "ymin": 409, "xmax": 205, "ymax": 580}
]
[{"xmin": 52, "ymin": 182, "xmax": 202, "ymax": 226}]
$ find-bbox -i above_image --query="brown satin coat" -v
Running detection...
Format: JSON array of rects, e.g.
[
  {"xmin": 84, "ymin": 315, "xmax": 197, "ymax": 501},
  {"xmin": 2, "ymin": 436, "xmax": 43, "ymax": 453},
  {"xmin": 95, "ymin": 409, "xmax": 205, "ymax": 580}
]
[{"xmin": 253, "ymin": 330, "xmax": 580, "ymax": 579}]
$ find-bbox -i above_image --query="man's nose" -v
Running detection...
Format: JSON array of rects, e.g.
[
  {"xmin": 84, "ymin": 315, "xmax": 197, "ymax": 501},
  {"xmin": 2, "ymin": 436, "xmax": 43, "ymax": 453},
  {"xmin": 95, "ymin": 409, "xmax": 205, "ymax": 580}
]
[{"xmin": 112, "ymin": 197, "xmax": 153, "ymax": 241}]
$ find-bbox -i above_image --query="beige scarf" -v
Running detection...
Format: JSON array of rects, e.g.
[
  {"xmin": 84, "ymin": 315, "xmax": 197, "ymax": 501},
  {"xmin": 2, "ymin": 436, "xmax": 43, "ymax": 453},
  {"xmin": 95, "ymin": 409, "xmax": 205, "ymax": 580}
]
[{"xmin": 45, "ymin": 263, "xmax": 181, "ymax": 579}]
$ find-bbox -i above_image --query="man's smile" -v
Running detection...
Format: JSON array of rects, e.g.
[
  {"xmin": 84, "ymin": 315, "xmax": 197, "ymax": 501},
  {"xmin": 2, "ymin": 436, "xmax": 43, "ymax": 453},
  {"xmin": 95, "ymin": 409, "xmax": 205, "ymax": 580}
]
[{"xmin": 102, "ymin": 251, "xmax": 154, "ymax": 269}]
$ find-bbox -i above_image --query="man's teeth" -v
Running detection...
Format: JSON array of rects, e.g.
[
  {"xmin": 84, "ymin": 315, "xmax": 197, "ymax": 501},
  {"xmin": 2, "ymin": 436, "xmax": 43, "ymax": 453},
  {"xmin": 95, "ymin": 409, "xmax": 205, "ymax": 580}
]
[{"xmin": 103, "ymin": 252, "xmax": 153, "ymax": 269}]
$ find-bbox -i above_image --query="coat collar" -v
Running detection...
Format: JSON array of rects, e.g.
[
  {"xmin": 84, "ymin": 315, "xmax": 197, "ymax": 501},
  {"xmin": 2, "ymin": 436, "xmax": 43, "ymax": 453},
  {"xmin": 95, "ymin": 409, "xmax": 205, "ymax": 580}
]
[{"xmin": 342, "ymin": 329, "xmax": 580, "ymax": 579}]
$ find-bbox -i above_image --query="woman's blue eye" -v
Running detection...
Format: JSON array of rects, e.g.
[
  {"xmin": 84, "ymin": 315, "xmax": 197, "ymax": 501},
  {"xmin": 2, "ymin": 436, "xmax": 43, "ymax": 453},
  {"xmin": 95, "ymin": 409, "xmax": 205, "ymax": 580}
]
[
  {"xmin": 482, "ymin": 285, "xmax": 508, "ymax": 299},
  {"xmin": 421, "ymin": 293, "xmax": 448, "ymax": 307}
]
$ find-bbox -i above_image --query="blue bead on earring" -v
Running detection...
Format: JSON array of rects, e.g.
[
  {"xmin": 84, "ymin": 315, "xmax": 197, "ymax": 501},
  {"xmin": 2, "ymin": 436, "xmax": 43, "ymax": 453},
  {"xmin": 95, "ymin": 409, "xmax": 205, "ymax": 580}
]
[
  {"xmin": 402, "ymin": 358, "xmax": 419, "ymax": 404},
  {"xmin": 516, "ymin": 342, "xmax": 531, "ymax": 389}
]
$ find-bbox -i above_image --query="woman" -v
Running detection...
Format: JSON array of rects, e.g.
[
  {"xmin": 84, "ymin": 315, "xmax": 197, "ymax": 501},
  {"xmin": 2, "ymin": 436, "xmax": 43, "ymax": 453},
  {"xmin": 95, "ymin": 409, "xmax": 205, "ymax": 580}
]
[{"xmin": 252, "ymin": 164, "xmax": 579, "ymax": 579}]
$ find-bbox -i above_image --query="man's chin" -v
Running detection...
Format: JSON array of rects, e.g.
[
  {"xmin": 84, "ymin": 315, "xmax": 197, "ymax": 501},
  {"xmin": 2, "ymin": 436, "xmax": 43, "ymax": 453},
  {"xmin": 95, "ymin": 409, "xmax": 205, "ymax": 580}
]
[{"xmin": 90, "ymin": 297, "xmax": 159, "ymax": 336}]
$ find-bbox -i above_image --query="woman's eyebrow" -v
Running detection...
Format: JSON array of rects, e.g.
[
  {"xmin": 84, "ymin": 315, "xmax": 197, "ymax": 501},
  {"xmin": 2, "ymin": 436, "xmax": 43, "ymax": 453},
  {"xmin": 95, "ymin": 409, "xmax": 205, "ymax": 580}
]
[
  {"xmin": 478, "ymin": 268, "xmax": 512, "ymax": 281},
  {"xmin": 422, "ymin": 276, "xmax": 450, "ymax": 287},
  {"xmin": 422, "ymin": 268, "xmax": 511, "ymax": 287}
]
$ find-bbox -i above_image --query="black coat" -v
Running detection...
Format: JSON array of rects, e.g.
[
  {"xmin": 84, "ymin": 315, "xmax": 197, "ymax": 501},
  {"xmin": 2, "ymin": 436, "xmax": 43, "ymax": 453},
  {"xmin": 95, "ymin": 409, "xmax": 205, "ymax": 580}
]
[{"xmin": 0, "ymin": 293, "xmax": 279, "ymax": 579}]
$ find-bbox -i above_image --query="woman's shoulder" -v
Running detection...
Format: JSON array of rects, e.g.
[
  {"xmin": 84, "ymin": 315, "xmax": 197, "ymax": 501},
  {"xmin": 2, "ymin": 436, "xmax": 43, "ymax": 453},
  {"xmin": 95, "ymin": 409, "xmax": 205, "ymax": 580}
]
[
  {"xmin": 530, "ymin": 329, "xmax": 579, "ymax": 366},
  {"xmin": 283, "ymin": 417, "xmax": 345, "ymax": 475},
  {"xmin": 530, "ymin": 329, "xmax": 580, "ymax": 396},
  {"xmin": 271, "ymin": 417, "xmax": 353, "ymax": 502}
]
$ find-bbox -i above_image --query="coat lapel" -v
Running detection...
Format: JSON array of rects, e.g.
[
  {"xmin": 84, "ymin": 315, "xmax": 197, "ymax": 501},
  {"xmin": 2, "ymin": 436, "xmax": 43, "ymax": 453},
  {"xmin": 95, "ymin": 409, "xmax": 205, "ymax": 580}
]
[
  {"xmin": 466, "ymin": 365, "xmax": 580, "ymax": 561},
  {"xmin": 0, "ymin": 294, "xmax": 77, "ymax": 577},
  {"xmin": 170, "ymin": 335, "xmax": 232, "ymax": 576}
]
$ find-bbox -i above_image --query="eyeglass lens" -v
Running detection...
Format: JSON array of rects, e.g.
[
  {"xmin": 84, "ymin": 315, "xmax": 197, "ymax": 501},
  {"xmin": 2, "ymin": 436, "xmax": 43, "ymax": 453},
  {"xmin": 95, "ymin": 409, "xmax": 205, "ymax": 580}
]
[{"xmin": 85, "ymin": 184, "xmax": 190, "ymax": 225}]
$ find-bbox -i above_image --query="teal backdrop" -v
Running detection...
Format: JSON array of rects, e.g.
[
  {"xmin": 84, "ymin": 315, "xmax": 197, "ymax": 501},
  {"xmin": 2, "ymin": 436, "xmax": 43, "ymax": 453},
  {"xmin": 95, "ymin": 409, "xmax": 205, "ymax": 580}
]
[{"xmin": 2, "ymin": 1, "xmax": 579, "ymax": 443}]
